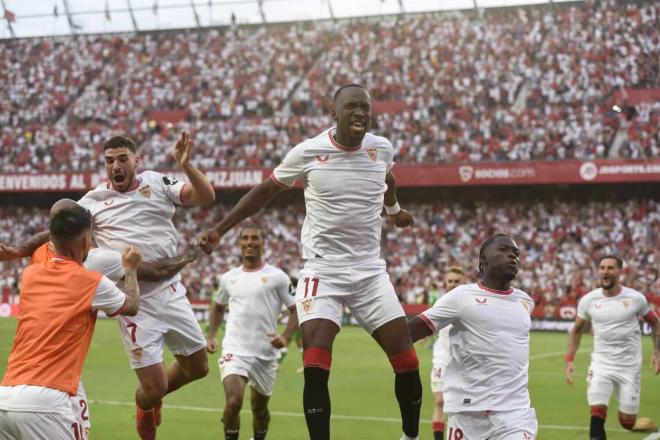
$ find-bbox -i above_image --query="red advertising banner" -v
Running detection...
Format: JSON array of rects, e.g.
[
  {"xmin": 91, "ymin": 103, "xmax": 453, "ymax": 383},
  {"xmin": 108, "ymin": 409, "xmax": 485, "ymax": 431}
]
[{"xmin": 0, "ymin": 160, "xmax": 658, "ymax": 192}]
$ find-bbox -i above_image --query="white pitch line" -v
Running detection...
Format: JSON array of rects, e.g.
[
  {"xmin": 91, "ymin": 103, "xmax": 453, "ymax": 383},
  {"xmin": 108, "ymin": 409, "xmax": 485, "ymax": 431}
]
[
  {"xmin": 92, "ymin": 400, "xmax": 626, "ymax": 432},
  {"xmin": 529, "ymin": 349, "xmax": 588, "ymax": 360},
  {"xmin": 642, "ymin": 433, "xmax": 660, "ymax": 440}
]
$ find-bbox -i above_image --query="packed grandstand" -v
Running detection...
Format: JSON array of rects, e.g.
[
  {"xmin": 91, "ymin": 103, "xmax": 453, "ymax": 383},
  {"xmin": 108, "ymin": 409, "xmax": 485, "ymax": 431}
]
[{"xmin": 0, "ymin": 0, "xmax": 658, "ymax": 319}]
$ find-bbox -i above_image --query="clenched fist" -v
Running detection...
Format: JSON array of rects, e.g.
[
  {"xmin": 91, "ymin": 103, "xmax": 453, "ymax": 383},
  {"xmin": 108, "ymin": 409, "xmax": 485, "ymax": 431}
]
[
  {"xmin": 198, "ymin": 229, "xmax": 221, "ymax": 255},
  {"xmin": 122, "ymin": 246, "xmax": 142, "ymax": 272}
]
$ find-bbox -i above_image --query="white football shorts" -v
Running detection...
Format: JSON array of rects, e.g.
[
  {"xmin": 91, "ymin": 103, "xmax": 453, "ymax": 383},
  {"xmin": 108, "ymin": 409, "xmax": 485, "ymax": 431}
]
[
  {"xmin": 0, "ymin": 410, "xmax": 77, "ymax": 440},
  {"xmin": 117, "ymin": 281, "xmax": 207, "ymax": 369},
  {"xmin": 587, "ymin": 362, "xmax": 641, "ymax": 414},
  {"xmin": 70, "ymin": 380, "xmax": 90, "ymax": 439},
  {"xmin": 431, "ymin": 363, "xmax": 447, "ymax": 394},
  {"xmin": 218, "ymin": 352, "xmax": 279, "ymax": 397},
  {"xmin": 295, "ymin": 259, "xmax": 405, "ymax": 334},
  {"xmin": 447, "ymin": 408, "xmax": 538, "ymax": 440}
]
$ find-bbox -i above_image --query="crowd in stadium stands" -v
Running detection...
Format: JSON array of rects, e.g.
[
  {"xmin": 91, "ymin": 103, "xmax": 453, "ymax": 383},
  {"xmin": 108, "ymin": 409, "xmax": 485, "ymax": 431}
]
[
  {"xmin": 2, "ymin": 199, "xmax": 658, "ymax": 317},
  {"xmin": 1, "ymin": 0, "xmax": 658, "ymax": 173}
]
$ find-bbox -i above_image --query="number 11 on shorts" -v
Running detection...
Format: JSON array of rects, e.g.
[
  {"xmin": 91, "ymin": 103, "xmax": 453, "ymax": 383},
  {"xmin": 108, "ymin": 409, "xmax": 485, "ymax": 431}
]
[{"xmin": 303, "ymin": 277, "xmax": 319, "ymax": 298}]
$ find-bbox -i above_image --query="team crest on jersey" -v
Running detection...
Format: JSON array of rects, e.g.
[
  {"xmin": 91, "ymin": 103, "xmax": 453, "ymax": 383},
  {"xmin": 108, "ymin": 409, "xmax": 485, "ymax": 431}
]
[
  {"xmin": 131, "ymin": 347, "xmax": 144, "ymax": 362},
  {"xmin": 138, "ymin": 185, "xmax": 152, "ymax": 199},
  {"xmin": 261, "ymin": 276, "xmax": 269, "ymax": 284},
  {"xmin": 475, "ymin": 297, "xmax": 488, "ymax": 305},
  {"xmin": 367, "ymin": 148, "xmax": 377, "ymax": 161},
  {"xmin": 316, "ymin": 154, "xmax": 330, "ymax": 163},
  {"xmin": 301, "ymin": 298, "xmax": 313, "ymax": 314}
]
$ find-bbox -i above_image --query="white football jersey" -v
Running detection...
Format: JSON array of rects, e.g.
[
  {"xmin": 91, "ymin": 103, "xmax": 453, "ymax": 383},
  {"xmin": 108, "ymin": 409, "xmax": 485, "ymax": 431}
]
[
  {"xmin": 432, "ymin": 325, "xmax": 451, "ymax": 369},
  {"xmin": 85, "ymin": 247, "xmax": 124, "ymax": 283},
  {"xmin": 577, "ymin": 286, "xmax": 650, "ymax": 368},
  {"xmin": 79, "ymin": 171, "xmax": 186, "ymax": 297},
  {"xmin": 272, "ymin": 127, "xmax": 394, "ymax": 261},
  {"xmin": 420, "ymin": 282, "xmax": 534, "ymax": 413},
  {"xmin": 217, "ymin": 263, "xmax": 294, "ymax": 360}
]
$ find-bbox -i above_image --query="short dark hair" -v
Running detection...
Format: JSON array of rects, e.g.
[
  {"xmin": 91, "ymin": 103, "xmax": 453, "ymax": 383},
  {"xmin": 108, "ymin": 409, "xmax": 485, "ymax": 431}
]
[
  {"xmin": 104, "ymin": 136, "xmax": 137, "ymax": 152},
  {"xmin": 477, "ymin": 233, "xmax": 512, "ymax": 278},
  {"xmin": 333, "ymin": 83, "xmax": 367, "ymax": 102},
  {"xmin": 239, "ymin": 224, "xmax": 265, "ymax": 240},
  {"xmin": 49, "ymin": 205, "xmax": 92, "ymax": 244},
  {"xmin": 598, "ymin": 254, "xmax": 623, "ymax": 268}
]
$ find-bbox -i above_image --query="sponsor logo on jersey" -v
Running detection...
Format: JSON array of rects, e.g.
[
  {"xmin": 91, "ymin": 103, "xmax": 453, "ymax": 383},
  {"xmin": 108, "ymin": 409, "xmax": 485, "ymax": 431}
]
[
  {"xmin": 301, "ymin": 298, "xmax": 313, "ymax": 313},
  {"xmin": 138, "ymin": 185, "xmax": 152, "ymax": 199},
  {"xmin": 367, "ymin": 148, "xmax": 377, "ymax": 161},
  {"xmin": 316, "ymin": 154, "xmax": 330, "ymax": 163},
  {"xmin": 162, "ymin": 176, "xmax": 179, "ymax": 186},
  {"xmin": 104, "ymin": 199, "xmax": 114, "ymax": 206},
  {"xmin": 261, "ymin": 276, "xmax": 269, "ymax": 284},
  {"xmin": 462, "ymin": 398, "xmax": 471, "ymax": 405},
  {"xmin": 230, "ymin": 279, "xmax": 237, "ymax": 284},
  {"xmin": 475, "ymin": 297, "xmax": 487, "ymax": 305},
  {"xmin": 131, "ymin": 347, "xmax": 144, "ymax": 362},
  {"xmin": 622, "ymin": 299, "xmax": 629, "ymax": 309}
]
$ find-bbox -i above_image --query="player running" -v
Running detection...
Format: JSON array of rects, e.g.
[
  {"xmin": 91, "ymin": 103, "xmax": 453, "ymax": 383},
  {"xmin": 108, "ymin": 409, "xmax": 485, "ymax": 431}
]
[
  {"xmin": 199, "ymin": 84, "xmax": 421, "ymax": 440},
  {"xmin": 429, "ymin": 266, "xmax": 466, "ymax": 440},
  {"xmin": 206, "ymin": 225, "xmax": 298, "ymax": 440},
  {"xmin": 565, "ymin": 255, "xmax": 659, "ymax": 439},
  {"xmin": 409, "ymin": 234, "xmax": 538, "ymax": 440},
  {"xmin": 0, "ymin": 204, "xmax": 141, "ymax": 440}
]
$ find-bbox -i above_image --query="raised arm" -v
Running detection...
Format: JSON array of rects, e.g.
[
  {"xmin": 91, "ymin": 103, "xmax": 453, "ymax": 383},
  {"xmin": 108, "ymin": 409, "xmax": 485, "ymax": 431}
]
[
  {"xmin": 384, "ymin": 171, "xmax": 413, "ymax": 228},
  {"xmin": 198, "ymin": 178, "xmax": 285, "ymax": 254},
  {"xmin": 565, "ymin": 316, "xmax": 588, "ymax": 385},
  {"xmin": 174, "ymin": 131, "xmax": 215, "ymax": 207},
  {"xmin": 206, "ymin": 302, "xmax": 226, "ymax": 354},
  {"xmin": 137, "ymin": 245, "xmax": 198, "ymax": 281},
  {"xmin": 0, "ymin": 231, "xmax": 50, "ymax": 261}
]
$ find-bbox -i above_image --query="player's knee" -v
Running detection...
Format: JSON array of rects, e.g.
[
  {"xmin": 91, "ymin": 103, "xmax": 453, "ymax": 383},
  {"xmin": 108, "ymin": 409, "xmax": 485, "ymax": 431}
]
[
  {"xmin": 590, "ymin": 405, "xmax": 608, "ymax": 420},
  {"xmin": 619, "ymin": 413, "xmax": 636, "ymax": 430},
  {"xmin": 191, "ymin": 360, "xmax": 209, "ymax": 380},
  {"xmin": 434, "ymin": 393, "xmax": 444, "ymax": 408},
  {"xmin": 303, "ymin": 347, "xmax": 332, "ymax": 371},
  {"xmin": 389, "ymin": 348, "xmax": 419, "ymax": 373},
  {"xmin": 225, "ymin": 394, "xmax": 244, "ymax": 413},
  {"xmin": 141, "ymin": 379, "xmax": 168, "ymax": 402},
  {"xmin": 251, "ymin": 402, "xmax": 270, "ymax": 422}
]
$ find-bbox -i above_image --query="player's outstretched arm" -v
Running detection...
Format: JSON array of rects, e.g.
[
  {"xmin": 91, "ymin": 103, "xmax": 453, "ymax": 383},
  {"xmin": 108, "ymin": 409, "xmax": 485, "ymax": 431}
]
[
  {"xmin": 384, "ymin": 171, "xmax": 414, "ymax": 228},
  {"xmin": 174, "ymin": 131, "xmax": 216, "ymax": 207},
  {"xmin": 119, "ymin": 246, "xmax": 142, "ymax": 316},
  {"xmin": 137, "ymin": 245, "xmax": 198, "ymax": 281},
  {"xmin": 198, "ymin": 178, "xmax": 285, "ymax": 254},
  {"xmin": 0, "ymin": 231, "xmax": 50, "ymax": 261},
  {"xmin": 206, "ymin": 303, "xmax": 225, "ymax": 353},
  {"xmin": 565, "ymin": 317, "xmax": 587, "ymax": 385},
  {"xmin": 269, "ymin": 308, "xmax": 299, "ymax": 349},
  {"xmin": 408, "ymin": 315, "xmax": 434, "ymax": 343}
]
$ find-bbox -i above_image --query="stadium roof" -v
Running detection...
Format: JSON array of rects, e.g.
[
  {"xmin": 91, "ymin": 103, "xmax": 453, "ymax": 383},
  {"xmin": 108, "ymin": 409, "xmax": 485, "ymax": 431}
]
[{"xmin": 1, "ymin": 0, "xmax": 577, "ymax": 39}]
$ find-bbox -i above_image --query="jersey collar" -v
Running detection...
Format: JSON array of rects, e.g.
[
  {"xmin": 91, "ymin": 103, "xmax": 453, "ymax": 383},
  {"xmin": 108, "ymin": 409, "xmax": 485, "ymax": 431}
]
[
  {"xmin": 328, "ymin": 128, "xmax": 362, "ymax": 152},
  {"xmin": 477, "ymin": 281, "xmax": 513, "ymax": 295}
]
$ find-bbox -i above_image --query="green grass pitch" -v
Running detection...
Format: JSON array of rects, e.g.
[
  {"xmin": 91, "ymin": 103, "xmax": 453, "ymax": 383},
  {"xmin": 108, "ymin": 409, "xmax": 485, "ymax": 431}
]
[{"xmin": 0, "ymin": 319, "xmax": 657, "ymax": 439}]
